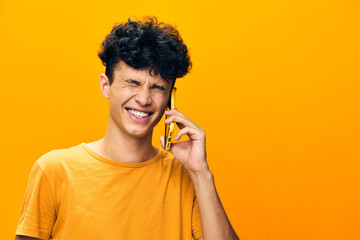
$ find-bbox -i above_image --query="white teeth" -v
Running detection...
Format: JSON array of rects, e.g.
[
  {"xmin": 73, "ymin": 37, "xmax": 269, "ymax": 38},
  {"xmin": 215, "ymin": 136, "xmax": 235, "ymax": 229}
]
[{"xmin": 127, "ymin": 109, "xmax": 150, "ymax": 119}]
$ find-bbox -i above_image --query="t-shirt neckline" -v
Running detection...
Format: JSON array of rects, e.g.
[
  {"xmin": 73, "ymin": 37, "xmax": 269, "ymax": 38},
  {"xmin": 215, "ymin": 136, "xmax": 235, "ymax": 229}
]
[{"xmin": 80, "ymin": 142, "xmax": 164, "ymax": 168}]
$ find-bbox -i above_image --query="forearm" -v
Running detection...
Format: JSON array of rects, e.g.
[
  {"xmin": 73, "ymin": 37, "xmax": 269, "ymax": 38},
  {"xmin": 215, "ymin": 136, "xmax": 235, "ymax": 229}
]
[{"xmin": 189, "ymin": 170, "xmax": 239, "ymax": 240}]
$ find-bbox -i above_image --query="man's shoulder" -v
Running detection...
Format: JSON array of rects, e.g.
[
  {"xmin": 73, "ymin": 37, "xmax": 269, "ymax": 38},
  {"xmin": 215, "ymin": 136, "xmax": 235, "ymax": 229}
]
[{"xmin": 35, "ymin": 142, "xmax": 85, "ymax": 172}]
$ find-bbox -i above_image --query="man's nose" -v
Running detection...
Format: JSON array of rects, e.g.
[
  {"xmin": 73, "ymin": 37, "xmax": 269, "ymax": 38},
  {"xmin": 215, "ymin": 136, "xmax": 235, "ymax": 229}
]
[{"xmin": 135, "ymin": 88, "xmax": 152, "ymax": 106}]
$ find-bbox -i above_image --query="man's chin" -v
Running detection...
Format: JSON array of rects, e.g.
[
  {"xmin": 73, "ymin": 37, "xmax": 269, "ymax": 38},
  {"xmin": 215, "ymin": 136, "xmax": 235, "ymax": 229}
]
[{"xmin": 125, "ymin": 128, "xmax": 153, "ymax": 139}]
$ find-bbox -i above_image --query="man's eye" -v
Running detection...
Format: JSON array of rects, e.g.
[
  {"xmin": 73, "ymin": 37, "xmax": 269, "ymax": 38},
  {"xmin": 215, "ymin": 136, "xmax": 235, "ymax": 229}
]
[
  {"xmin": 152, "ymin": 85, "xmax": 165, "ymax": 91},
  {"xmin": 129, "ymin": 80, "xmax": 141, "ymax": 85}
]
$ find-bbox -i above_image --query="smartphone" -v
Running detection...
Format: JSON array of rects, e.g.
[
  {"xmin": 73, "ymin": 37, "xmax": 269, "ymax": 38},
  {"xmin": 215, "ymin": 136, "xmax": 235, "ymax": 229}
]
[{"xmin": 164, "ymin": 87, "xmax": 176, "ymax": 150}]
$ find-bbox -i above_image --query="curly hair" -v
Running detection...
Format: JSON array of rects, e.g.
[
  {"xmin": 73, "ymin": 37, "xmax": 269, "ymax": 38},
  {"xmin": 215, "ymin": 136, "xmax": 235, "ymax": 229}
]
[{"xmin": 98, "ymin": 16, "xmax": 192, "ymax": 85}]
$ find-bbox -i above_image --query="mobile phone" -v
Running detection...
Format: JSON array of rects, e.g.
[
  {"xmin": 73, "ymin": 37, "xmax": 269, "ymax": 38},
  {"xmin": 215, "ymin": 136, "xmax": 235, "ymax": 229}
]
[{"xmin": 164, "ymin": 87, "xmax": 176, "ymax": 150}]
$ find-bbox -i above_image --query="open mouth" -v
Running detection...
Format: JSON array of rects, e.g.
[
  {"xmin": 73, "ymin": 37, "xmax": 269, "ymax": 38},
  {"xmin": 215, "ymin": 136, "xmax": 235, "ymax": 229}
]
[{"xmin": 126, "ymin": 108, "xmax": 153, "ymax": 119}]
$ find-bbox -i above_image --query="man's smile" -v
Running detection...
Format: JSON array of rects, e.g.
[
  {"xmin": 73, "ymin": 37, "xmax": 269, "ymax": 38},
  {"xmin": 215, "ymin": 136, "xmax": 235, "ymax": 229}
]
[{"xmin": 126, "ymin": 108, "xmax": 154, "ymax": 119}]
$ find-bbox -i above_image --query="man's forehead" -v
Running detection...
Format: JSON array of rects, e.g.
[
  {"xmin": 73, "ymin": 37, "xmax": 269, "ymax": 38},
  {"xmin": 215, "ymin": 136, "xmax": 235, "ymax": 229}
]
[{"xmin": 114, "ymin": 61, "xmax": 170, "ymax": 83}]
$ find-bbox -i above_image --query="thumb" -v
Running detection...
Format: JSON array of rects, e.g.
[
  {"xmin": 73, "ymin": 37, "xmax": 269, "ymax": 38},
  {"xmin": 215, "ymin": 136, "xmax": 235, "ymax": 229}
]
[{"xmin": 160, "ymin": 136, "xmax": 165, "ymax": 149}]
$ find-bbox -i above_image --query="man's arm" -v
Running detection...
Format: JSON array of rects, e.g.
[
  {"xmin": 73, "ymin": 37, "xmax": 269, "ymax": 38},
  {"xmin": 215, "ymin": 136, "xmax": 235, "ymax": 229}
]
[
  {"xmin": 15, "ymin": 235, "xmax": 43, "ymax": 240},
  {"xmin": 190, "ymin": 171, "xmax": 239, "ymax": 240},
  {"xmin": 163, "ymin": 109, "xmax": 239, "ymax": 240}
]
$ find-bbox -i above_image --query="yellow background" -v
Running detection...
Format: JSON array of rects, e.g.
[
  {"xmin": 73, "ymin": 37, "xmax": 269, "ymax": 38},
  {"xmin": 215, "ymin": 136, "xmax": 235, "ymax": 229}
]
[{"xmin": 1, "ymin": 0, "xmax": 359, "ymax": 239}]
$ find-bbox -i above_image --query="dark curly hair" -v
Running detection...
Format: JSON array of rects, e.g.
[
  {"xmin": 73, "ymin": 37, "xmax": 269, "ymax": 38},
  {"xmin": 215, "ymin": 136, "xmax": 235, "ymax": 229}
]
[{"xmin": 98, "ymin": 16, "xmax": 192, "ymax": 86}]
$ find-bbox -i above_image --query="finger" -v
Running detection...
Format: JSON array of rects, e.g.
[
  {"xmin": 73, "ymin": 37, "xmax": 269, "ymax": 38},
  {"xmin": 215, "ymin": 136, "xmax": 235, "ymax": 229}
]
[
  {"xmin": 165, "ymin": 109, "xmax": 200, "ymax": 130},
  {"xmin": 165, "ymin": 108, "xmax": 195, "ymax": 124},
  {"xmin": 167, "ymin": 140, "xmax": 192, "ymax": 154},
  {"xmin": 159, "ymin": 136, "xmax": 165, "ymax": 148},
  {"xmin": 174, "ymin": 126, "xmax": 203, "ymax": 141},
  {"xmin": 164, "ymin": 108, "xmax": 186, "ymax": 118},
  {"xmin": 161, "ymin": 135, "xmax": 178, "ymax": 153},
  {"xmin": 165, "ymin": 116, "xmax": 186, "ymax": 129},
  {"xmin": 164, "ymin": 115, "xmax": 199, "ymax": 130}
]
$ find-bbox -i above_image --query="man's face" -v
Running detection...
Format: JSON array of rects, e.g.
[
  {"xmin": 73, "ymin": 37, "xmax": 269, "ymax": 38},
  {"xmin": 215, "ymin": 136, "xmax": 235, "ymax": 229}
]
[{"xmin": 101, "ymin": 61, "xmax": 173, "ymax": 139}]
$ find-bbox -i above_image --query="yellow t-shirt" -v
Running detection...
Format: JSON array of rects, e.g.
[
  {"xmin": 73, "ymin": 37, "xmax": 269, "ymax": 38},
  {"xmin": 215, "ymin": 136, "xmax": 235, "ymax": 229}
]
[{"xmin": 16, "ymin": 143, "xmax": 203, "ymax": 240}]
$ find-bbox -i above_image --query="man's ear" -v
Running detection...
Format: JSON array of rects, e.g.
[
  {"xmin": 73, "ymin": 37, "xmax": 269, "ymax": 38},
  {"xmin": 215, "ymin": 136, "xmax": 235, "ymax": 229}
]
[{"xmin": 100, "ymin": 73, "xmax": 110, "ymax": 99}]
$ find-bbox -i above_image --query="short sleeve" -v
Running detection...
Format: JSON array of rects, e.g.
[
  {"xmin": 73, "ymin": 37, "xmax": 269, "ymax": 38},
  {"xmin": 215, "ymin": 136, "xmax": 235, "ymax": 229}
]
[
  {"xmin": 192, "ymin": 196, "xmax": 203, "ymax": 240},
  {"xmin": 16, "ymin": 162, "xmax": 57, "ymax": 240}
]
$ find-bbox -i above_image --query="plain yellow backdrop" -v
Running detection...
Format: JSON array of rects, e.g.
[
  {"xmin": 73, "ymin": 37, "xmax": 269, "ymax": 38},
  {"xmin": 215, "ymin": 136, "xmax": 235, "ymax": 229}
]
[{"xmin": 1, "ymin": 0, "xmax": 359, "ymax": 239}]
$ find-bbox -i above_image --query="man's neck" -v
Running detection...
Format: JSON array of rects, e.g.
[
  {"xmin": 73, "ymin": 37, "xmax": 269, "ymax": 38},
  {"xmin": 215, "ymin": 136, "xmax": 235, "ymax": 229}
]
[{"xmin": 89, "ymin": 125, "xmax": 158, "ymax": 164}]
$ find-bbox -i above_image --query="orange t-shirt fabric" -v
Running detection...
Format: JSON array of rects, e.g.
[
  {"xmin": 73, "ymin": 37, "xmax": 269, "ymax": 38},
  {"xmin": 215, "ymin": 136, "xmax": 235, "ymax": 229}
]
[{"xmin": 16, "ymin": 143, "xmax": 203, "ymax": 240}]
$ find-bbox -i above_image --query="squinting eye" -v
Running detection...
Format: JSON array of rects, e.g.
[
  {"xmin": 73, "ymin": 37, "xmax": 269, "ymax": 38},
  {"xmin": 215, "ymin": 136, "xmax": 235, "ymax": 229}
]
[
  {"xmin": 130, "ymin": 80, "xmax": 140, "ymax": 85},
  {"xmin": 152, "ymin": 85, "xmax": 165, "ymax": 91}
]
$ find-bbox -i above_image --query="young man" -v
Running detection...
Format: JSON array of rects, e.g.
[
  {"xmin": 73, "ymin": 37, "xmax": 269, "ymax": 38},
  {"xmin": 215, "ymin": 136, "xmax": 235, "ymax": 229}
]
[{"xmin": 15, "ymin": 17, "xmax": 239, "ymax": 240}]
